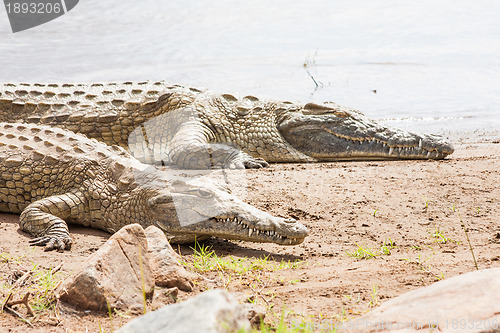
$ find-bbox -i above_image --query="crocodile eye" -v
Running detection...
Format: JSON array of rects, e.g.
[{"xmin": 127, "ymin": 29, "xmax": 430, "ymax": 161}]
[{"xmin": 197, "ymin": 189, "xmax": 213, "ymax": 198}]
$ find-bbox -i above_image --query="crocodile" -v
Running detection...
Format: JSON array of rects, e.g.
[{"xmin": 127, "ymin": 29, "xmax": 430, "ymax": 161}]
[
  {"xmin": 0, "ymin": 82, "xmax": 454, "ymax": 169},
  {"xmin": 0, "ymin": 122, "xmax": 309, "ymax": 251}
]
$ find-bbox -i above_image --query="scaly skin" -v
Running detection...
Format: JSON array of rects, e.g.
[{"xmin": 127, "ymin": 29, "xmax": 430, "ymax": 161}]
[
  {"xmin": 0, "ymin": 123, "xmax": 308, "ymax": 251},
  {"xmin": 0, "ymin": 82, "xmax": 454, "ymax": 169}
]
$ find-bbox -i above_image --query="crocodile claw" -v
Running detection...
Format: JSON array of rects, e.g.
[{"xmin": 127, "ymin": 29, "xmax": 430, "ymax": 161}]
[
  {"xmin": 29, "ymin": 235, "xmax": 73, "ymax": 252},
  {"xmin": 243, "ymin": 157, "xmax": 269, "ymax": 169},
  {"xmin": 227, "ymin": 154, "xmax": 269, "ymax": 169}
]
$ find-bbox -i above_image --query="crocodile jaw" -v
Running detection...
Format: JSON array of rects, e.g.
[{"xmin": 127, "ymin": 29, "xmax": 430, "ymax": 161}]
[
  {"xmin": 277, "ymin": 104, "xmax": 454, "ymax": 161},
  {"xmin": 148, "ymin": 177, "xmax": 309, "ymax": 245},
  {"xmin": 166, "ymin": 215, "xmax": 308, "ymax": 245}
]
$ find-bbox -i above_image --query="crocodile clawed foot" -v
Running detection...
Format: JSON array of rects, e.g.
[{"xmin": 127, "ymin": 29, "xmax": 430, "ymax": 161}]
[
  {"xmin": 225, "ymin": 152, "xmax": 270, "ymax": 169},
  {"xmin": 29, "ymin": 235, "xmax": 73, "ymax": 252},
  {"xmin": 227, "ymin": 155, "xmax": 268, "ymax": 169},
  {"xmin": 243, "ymin": 157, "xmax": 269, "ymax": 169}
]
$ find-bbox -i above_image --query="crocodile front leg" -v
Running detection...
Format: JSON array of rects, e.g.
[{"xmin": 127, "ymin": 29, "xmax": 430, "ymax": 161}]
[
  {"xmin": 168, "ymin": 121, "xmax": 269, "ymax": 169},
  {"xmin": 19, "ymin": 192, "xmax": 86, "ymax": 251}
]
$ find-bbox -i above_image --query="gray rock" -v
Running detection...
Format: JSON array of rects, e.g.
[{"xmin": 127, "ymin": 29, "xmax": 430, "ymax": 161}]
[
  {"xmin": 340, "ymin": 267, "xmax": 500, "ymax": 333},
  {"xmin": 145, "ymin": 226, "xmax": 194, "ymax": 292},
  {"xmin": 58, "ymin": 224, "xmax": 154, "ymax": 313},
  {"xmin": 116, "ymin": 289, "xmax": 252, "ymax": 333}
]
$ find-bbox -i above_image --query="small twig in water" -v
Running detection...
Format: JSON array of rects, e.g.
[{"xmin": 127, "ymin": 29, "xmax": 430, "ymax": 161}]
[
  {"xmin": 305, "ymin": 67, "xmax": 320, "ymax": 88},
  {"xmin": 303, "ymin": 51, "xmax": 324, "ymax": 90}
]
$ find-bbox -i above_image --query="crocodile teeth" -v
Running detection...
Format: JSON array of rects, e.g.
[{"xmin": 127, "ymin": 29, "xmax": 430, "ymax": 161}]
[
  {"xmin": 388, "ymin": 147, "xmax": 394, "ymax": 155},
  {"xmin": 426, "ymin": 151, "xmax": 431, "ymax": 158},
  {"xmin": 248, "ymin": 228, "xmax": 253, "ymax": 237},
  {"xmin": 419, "ymin": 139, "xmax": 423, "ymax": 148}
]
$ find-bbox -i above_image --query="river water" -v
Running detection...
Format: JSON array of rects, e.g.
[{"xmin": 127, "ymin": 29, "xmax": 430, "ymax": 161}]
[{"xmin": 0, "ymin": 0, "xmax": 499, "ymax": 140}]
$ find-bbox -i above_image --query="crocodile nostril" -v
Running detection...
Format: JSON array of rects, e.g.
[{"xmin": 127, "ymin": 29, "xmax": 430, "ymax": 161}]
[{"xmin": 284, "ymin": 218, "xmax": 296, "ymax": 223}]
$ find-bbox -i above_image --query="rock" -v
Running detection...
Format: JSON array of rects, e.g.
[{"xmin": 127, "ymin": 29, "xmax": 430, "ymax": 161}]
[
  {"xmin": 234, "ymin": 292, "xmax": 266, "ymax": 328},
  {"xmin": 116, "ymin": 289, "xmax": 251, "ymax": 333},
  {"xmin": 151, "ymin": 287, "xmax": 178, "ymax": 310},
  {"xmin": 144, "ymin": 225, "xmax": 194, "ymax": 292},
  {"xmin": 58, "ymin": 224, "xmax": 154, "ymax": 313},
  {"xmin": 340, "ymin": 267, "xmax": 500, "ymax": 333},
  {"xmin": 240, "ymin": 302, "xmax": 266, "ymax": 328}
]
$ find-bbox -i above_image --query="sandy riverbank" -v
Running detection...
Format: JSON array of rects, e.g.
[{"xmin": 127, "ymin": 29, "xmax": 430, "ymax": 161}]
[{"xmin": 1, "ymin": 140, "xmax": 499, "ymax": 331}]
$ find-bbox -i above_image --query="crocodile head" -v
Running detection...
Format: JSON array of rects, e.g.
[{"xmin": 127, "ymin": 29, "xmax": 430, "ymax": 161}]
[
  {"xmin": 276, "ymin": 102, "xmax": 454, "ymax": 161},
  {"xmin": 146, "ymin": 176, "xmax": 308, "ymax": 245}
]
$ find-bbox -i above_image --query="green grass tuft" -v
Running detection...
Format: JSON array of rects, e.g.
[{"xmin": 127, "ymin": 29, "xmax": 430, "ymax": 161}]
[{"xmin": 346, "ymin": 239, "xmax": 396, "ymax": 259}]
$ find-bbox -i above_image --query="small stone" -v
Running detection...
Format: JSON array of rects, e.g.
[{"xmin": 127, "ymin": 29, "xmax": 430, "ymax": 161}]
[
  {"xmin": 234, "ymin": 292, "xmax": 266, "ymax": 328},
  {"xmin": 151, "ymin": 287, "xmax": 178, "ymax": 310},
  {"xmin": 144, "ymin": 226, "xmax": 194, "ymax": 292},
  {"xmin": 58, "ymin": 224, "xmax": 154, "ymax": 313}
]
